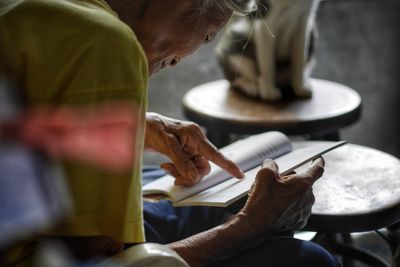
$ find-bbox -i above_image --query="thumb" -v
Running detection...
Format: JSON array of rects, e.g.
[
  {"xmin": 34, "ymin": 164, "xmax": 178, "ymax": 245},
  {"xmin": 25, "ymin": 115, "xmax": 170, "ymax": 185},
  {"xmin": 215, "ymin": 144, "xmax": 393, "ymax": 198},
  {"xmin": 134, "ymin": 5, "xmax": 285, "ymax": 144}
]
[
  {"xmin": 256, "ymin": 159, "xmax": 280, "ymax": 182},
  {"xmin": 261, "ymin": 159, "xmax": 279, "ymax": 173},
  {"xmin": 303, "ymin": 157, "xmax": 325, "ymax": 184}
]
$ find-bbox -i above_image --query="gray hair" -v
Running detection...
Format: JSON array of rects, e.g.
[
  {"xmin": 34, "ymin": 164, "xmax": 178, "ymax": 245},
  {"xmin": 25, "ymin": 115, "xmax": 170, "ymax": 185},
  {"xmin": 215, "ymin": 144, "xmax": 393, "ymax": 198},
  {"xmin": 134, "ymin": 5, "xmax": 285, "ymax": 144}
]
[{"xmin": 200, "ymin": 0, "xmax": 258, "ymax": 15}]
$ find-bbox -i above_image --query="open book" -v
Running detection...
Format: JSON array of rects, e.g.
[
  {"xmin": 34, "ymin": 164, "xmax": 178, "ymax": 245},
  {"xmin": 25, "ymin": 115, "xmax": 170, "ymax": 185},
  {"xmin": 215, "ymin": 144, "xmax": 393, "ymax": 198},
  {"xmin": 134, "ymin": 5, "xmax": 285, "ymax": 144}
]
[{"xmin": 142, "ymin": 132, "xmax": 346, "ymax": 208}]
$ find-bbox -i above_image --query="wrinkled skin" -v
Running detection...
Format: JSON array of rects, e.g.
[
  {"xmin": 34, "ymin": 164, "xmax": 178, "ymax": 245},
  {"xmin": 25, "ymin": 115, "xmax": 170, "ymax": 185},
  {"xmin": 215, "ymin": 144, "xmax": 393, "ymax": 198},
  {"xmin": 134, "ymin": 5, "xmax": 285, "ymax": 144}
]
[
  {"xmin": 170, "ymin": 158, "xmax": 325, "ymax": 267},
  {"xmin": 240, "ymin": 158, "xmax": 324, "ymax": 234},
  {"xmin": 145, "ymin": 113, "xmax": 244, "ymax": 186}
]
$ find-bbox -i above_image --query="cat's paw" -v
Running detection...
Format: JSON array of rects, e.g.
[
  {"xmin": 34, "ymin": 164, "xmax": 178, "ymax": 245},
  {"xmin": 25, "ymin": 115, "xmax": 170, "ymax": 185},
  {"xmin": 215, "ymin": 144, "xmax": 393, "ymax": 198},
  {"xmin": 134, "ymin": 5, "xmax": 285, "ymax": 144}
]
[
  {"xmin": 259, "ymin": 86, "xmax": 282, "ymax": 101},
  {"xmin": 260, "ymin": 88, "xmax": 282, "ymax": 101},
  {"xmin": 258, "ymin": 78, "xmax": 282, "ymax": 101},
  {"xmin": 293, "ymin": 87, "xmax": 312, "ymax": 98},
  {"xmin": 232, "ymin": 78, "xmax": 259, "ymax": 97}
]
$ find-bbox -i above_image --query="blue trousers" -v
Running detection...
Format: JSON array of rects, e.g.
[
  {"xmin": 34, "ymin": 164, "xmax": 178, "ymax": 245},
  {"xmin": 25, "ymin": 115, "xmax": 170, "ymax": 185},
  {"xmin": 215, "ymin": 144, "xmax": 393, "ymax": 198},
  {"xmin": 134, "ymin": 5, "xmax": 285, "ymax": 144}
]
[
  {"xmin": 143, "ymin": 201, "xmax": 339, "ymax": 267},
  {"xmin": 142, "ymin": 167, "xmax": 339, "ymax": 266}
]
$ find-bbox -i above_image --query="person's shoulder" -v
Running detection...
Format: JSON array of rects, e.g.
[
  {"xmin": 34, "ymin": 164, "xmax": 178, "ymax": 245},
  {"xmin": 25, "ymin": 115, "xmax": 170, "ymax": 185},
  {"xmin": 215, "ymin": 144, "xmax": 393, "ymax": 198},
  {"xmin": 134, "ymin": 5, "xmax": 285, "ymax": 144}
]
[
  {"xmin": 1, "ymin": 0, "xmax": 143, "ymax": 55},
  {"xmin": 1, "ymin": 0, "xmax": 132, "ymax": 39}
]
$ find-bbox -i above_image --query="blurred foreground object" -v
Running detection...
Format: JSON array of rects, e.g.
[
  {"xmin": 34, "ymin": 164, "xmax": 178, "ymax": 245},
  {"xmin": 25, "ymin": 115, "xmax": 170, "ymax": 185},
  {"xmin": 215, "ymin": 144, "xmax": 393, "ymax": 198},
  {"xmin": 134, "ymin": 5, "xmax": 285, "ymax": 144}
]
[
  {"xmin": 0, "ymin": 79, "xmax": 70, "ymax": 250},
  {"xmin": 0, "ymin": 78, "xmax": 139, "ymax": 258},
  {"xmin": 0, "ymin": 142, "xmax": 70, "ymax": 250},
  {"xmin": 98, "ymin": 243, "xmax": 189, "ymax": 267},
  {"xmin": 1, "ymin": 102, "xmax": 139, "ymax": 173}
]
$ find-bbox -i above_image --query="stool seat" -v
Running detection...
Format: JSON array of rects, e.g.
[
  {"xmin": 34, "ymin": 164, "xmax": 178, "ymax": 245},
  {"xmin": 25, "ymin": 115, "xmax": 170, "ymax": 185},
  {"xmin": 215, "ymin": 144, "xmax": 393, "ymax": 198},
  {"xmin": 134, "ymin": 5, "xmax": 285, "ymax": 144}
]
[
  {"xmin": 183, "ymin": 79, "xmax": 361, "ymax": 144},
  {"xmin": 294, "ymin": 142, "xmax": 400, "ymax": 233}
]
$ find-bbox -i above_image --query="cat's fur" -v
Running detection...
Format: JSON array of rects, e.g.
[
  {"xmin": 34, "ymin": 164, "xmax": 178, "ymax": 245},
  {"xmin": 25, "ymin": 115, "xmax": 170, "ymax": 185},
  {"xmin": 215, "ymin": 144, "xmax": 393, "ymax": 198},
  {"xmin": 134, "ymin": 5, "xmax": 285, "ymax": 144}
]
[{"xmin": 216, "ymin": 0, "xmax": 320, "ymax": 101}]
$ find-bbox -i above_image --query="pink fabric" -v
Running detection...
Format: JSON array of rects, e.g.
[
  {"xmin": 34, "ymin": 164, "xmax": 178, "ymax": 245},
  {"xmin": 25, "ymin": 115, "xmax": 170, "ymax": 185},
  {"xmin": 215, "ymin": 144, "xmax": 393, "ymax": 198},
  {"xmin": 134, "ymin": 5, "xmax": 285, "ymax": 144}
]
[{"xmin": 1, "ymin": 103, "xmax": 138, "ymax": 172}]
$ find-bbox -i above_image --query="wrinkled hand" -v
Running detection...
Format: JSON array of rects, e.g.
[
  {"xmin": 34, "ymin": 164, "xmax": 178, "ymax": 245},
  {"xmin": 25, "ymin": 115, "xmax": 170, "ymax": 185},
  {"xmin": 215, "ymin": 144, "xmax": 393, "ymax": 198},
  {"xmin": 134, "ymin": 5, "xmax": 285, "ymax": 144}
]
[
  {"xmin": 239, "ymin": 158, "xmax": 324, "ymax": 234},
  {"xmin": 145, "ymin": 113, "xmax": 244, "ymax": 186}
]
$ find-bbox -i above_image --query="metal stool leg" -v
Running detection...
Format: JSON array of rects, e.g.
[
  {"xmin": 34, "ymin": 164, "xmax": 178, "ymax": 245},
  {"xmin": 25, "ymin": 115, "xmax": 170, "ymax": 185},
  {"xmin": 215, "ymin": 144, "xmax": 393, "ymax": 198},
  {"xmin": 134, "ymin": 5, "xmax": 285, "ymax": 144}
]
[
  {"xmin": 340, "ymin": 233, "xmax": 355, "ymax": 267},
  {"xmin": 385, "ymin": 223, "xmax": 400, "ymax": 266},
  {"xmin": 315, "ymin": 233, "xmax": 389, "ymax": 267}
]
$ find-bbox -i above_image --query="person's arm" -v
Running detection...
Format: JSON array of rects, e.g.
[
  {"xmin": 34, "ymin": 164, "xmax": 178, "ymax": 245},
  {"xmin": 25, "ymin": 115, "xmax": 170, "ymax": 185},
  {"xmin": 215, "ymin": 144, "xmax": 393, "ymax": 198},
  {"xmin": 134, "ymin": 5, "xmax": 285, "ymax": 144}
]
[
  {"xmin": 145, "ymin": 112, "xmax": 244, "ymax": 186},
  {"xmin": 169, "ymin": 213, "xmax": 261, "ymax": 266},
  {"xmin": 168, "ymin": 158, "xmax": 324, "ymax": 267}
]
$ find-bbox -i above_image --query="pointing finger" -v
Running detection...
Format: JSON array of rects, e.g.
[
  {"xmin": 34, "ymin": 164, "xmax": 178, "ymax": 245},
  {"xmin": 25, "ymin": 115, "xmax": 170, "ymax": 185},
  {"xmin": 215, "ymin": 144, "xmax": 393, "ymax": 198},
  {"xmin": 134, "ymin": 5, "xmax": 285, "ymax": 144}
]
[{"xmin": 198, "ymin": 139, "xmax": 244, "ymax": 179}]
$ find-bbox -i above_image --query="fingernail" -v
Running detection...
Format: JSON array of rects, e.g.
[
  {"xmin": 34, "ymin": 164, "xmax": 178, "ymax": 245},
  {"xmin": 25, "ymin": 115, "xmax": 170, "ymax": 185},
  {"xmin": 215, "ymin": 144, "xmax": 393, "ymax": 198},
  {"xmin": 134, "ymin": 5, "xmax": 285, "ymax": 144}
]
[{"xmin": 262, "ymin": 159, "xmax": 275, "ymax": 168}]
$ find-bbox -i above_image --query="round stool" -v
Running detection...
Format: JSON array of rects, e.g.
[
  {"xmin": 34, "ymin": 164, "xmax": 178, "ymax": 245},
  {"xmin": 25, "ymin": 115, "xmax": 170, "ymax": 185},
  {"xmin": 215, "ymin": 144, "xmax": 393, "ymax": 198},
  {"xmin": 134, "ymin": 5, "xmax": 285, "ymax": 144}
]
[
  {"xmin": 183, "ymin": 79, "xmax": 362, "ymax": 146},
  {"xmin": 295, "ymin": 141, "xmax": 400, "ymax": 267}
]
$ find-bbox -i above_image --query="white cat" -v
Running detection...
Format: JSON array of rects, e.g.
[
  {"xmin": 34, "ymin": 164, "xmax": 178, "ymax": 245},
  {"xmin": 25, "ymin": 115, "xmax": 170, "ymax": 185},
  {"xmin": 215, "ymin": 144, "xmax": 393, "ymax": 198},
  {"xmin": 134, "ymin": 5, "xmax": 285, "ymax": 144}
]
[{"xmin": 216, "ymin": 0, "xmax": 320, "ymax": 101}]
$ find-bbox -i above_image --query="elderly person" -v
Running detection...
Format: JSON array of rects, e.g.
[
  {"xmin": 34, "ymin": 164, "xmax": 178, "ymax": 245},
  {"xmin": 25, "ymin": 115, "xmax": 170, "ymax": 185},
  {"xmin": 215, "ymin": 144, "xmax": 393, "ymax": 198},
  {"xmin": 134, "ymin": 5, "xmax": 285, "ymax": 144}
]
[{"xmin": 0, "ymin": 0, "xmax": 338, "ymax": 266}]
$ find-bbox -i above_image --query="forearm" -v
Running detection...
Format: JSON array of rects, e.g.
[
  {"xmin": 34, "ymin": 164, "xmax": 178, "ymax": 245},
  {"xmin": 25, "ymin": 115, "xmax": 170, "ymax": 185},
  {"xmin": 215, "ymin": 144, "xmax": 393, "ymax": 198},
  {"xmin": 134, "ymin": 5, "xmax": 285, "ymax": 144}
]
[
  {"xmin": 144, "ymin": 112, "xmax": 170, "ymax": 151},
  {"xmin": 168, "ymin": 159, "xmax": 324, "ymax": 266},
  {"xmin": 168, "ymin": 213, "xmax": 270, "ymax": 267}
]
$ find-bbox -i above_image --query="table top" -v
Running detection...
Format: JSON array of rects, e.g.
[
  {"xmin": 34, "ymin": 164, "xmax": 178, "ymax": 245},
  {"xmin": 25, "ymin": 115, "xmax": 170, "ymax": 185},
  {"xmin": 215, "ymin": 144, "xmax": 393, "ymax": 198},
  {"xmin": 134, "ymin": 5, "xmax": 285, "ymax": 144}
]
[
  {"xmin": 293, "ymin": 142, "xmax": 400, "ymax": 233},
  {"xmin": 183, "ymin": 79, "xmax": 362, "ymax": 135}
]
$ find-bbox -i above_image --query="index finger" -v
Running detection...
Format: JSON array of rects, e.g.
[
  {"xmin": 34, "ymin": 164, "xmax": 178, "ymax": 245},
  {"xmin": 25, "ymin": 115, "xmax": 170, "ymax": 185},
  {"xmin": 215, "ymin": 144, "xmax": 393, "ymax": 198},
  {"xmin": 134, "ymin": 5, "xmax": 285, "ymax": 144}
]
[
  {"xmin": 198, "ymin": 139, "xmax": 245, "ymax": 179},
  {"xmin": 302, "ymin": 157, "xmax": 325, "ymax": 184}
]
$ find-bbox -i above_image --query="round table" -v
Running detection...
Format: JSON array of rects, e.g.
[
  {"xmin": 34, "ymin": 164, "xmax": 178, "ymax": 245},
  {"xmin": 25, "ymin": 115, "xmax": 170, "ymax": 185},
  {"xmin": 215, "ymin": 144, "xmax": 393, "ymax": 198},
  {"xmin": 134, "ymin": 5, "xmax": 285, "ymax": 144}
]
[
  {"xmin": 294, "ymin": 141, "xmax": 400, "ymax": 266},
  {"xmin": 183, "ymin": 79, "xmax": 362, "ymax": 146},
  {"xmin": 293, "ymin": 142, "xmax": 400, "ymax": 233}
]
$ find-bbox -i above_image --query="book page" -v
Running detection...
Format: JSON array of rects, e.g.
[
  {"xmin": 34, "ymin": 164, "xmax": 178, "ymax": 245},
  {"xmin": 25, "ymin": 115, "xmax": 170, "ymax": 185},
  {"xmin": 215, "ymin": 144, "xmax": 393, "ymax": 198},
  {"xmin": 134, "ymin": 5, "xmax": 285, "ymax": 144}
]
[
  {"xmin": 176, "ymin": 141, "xmax": 346, "ymax": 207},
  {"xmin": 142, "ymin": 131, "xmax": 292, "ymax": 202}
]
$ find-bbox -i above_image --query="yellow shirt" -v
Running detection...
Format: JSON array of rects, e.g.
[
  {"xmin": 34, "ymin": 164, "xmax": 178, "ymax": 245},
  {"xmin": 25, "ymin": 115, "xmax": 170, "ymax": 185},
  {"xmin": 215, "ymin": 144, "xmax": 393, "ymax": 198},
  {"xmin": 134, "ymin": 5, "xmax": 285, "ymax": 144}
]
[{"xmin": 0, "ymin": 0, "xmax": 148, "ymax": 243}]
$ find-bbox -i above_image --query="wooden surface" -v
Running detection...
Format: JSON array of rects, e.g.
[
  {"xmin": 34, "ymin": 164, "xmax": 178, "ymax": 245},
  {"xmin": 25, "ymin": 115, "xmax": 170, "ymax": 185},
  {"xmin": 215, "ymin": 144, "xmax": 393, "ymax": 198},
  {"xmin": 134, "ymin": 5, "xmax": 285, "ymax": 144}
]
[
  {"xmin": 183, "ymin": 79, "xmax": 362, "ymax": 136},
  {"xmin": 293, "ymin": 142, "xmax": 400, "ymax": 233}
]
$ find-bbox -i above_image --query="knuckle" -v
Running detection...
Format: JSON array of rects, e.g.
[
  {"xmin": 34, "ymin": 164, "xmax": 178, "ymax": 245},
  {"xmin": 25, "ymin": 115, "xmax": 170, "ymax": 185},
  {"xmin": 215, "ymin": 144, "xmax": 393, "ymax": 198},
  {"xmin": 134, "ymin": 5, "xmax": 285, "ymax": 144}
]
[
  {"xmin": 178, "ymin": 158, "xmax": 194, "ymax": 169},
  {"xmin": 187, "ymin": 122, "xmax": 202, "ymax": 134},
  {"xmin": 304, "ymin": 209, "xmax": 312, "ymax": 221},
  {"xmin": 298, "ymin": 219, "xmax": 308, "ymax": 229},
  {"xmin": 296, "ymin": 179, "xmax": 312, "ymax": 191},
  {"xmin": 164, "ymin": 132, "xmax": 177, "ymax": 143},
  {"xmin": 257, "ymin": 167, "xmax": 278, "ymax": 179},
  {"xmin": 312, "ymin": 165, "xmax": 325, "ymax": 178},
  {"xmin": 203, "ymin": 162, "xmax": 211, "ymax": 175},
  {"xmin": 309, "ymin": 193, "xmax": 316, "ymax": 205}
]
